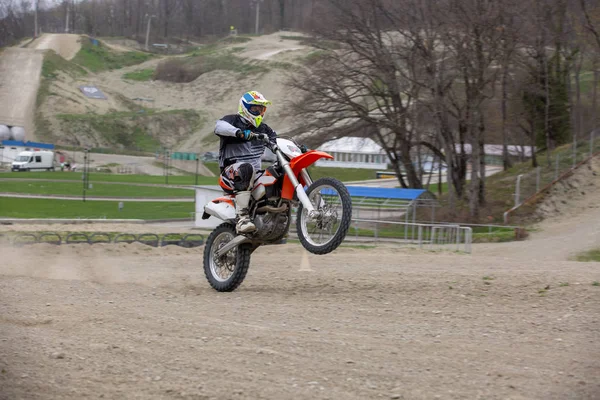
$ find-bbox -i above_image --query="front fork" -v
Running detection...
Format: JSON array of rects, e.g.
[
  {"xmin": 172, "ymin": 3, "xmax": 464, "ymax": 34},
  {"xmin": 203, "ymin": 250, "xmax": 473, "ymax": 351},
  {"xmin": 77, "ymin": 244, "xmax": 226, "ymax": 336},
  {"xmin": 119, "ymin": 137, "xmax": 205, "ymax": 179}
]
[{"xmin": 277, "ymin": 150, "xmax": 316, "ymax": 214}]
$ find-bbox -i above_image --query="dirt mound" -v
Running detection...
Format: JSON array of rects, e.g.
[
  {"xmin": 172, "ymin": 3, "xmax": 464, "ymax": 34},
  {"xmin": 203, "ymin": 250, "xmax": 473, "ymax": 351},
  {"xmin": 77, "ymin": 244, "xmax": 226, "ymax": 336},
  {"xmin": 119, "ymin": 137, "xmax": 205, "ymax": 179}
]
[
  {"xmin": 534, "ymin": 157, "xmax": 600, "ymax": 221},
  {"xmin": 54, "ymin": 32, "xmax": 313, "ymax": 153},
  {"xmin": 29, "ymin": 34, "xmax": 82, "ymax": 60}
]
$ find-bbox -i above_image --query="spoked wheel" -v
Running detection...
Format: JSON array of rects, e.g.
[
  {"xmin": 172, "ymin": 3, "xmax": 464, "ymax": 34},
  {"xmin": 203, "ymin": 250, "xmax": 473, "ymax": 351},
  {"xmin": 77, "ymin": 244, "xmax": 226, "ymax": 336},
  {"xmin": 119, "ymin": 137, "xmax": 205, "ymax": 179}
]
[
  {"xmin": 296, "ymin": 177, "xmax": 352, "ymax": 254},
  {"xmin": 203, "ymin": 223, "xmax": 251, "ymax": 292}
]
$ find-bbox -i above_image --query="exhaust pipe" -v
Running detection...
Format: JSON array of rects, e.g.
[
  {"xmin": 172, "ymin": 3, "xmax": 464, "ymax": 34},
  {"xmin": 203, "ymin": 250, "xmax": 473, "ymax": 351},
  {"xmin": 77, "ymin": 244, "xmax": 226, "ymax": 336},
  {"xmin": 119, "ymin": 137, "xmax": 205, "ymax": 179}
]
[{"xmin": 256, "ymin": 204, "xmax": 288, "ymax": 213}]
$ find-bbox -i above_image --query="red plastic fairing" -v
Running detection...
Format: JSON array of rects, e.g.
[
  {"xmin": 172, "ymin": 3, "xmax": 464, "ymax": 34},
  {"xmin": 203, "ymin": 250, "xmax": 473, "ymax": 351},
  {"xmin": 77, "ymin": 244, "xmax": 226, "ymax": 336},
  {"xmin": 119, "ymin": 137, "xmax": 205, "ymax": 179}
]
[{"xmin": 281, "ymin": 150, "xmax": 333, "ymax": 200}]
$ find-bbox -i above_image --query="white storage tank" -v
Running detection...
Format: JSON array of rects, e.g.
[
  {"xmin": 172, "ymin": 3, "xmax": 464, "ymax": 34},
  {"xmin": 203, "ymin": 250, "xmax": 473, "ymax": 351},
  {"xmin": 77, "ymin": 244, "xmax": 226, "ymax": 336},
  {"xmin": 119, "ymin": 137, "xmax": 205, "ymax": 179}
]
[
  {"xmin": 0, "ymin": 125, "xmax": 10, "ymax": 141},
  {"xmin": 10, "ymin": 126, "xmax": 26, "ymax": 141}
]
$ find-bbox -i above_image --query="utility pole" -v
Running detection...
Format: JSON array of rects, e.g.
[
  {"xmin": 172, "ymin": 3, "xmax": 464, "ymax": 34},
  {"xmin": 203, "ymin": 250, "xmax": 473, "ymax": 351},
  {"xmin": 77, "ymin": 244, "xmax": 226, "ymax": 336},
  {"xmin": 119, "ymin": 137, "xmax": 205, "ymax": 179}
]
[
  {"xmin": 254, "ymin": 0, "xmax": 263, "ymax": 35},
  {"xmin": 145, "ymin": 14, "xmax": 156, "ymax": 51},
  {"xmin": 65, "ymin": 1, "xmax": 70, "ymax": 33},
  {"xmin": 34, "ymin": 0, "xmax": 39, "ymax": 38},
  {"xmin": 195, "ymin": 154, "xmax": 199, "ymax": 186}
]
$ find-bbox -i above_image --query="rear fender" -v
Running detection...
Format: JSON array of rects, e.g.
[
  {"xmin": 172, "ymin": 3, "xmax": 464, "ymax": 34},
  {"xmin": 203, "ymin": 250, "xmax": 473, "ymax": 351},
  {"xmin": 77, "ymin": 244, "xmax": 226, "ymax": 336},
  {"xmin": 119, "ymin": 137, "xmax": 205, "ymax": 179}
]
[
  {"xmin": 202, "ymin": 196, "xmax": 236, "ymax": 220},
  {"xmin": 281, "ymin": 150, "xmax": 333, "ymax": 200}
]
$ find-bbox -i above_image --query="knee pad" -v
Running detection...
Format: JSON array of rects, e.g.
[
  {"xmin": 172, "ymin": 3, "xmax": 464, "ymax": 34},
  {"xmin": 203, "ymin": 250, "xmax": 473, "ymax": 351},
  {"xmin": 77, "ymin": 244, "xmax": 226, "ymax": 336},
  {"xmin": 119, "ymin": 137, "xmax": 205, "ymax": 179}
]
[{"xmin": 233, "ymin": 163, "xmax": 255, "ymax": 191}]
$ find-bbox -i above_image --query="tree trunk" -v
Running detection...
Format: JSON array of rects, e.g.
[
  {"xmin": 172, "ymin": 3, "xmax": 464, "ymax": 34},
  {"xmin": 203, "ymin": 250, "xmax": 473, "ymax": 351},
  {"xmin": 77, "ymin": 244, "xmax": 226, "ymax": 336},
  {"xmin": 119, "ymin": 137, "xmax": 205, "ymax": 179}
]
[
  {"xmin": 501, "ymin": 57, "xmax": 512, "ymax": 170},
  {"xmin": 478, "ymin": 113, "xmax": 486, "ymax": 206},
  {"xmin": 543, "ymin": 52, "xmax": 552, "ymax": 166},
  {"xmin": 593, "ymin": 64, "xmax": 599, "ymax": 130},
  {"xmin": 278, "ymin": 0, "xmax": 285, "ymax": 29}
]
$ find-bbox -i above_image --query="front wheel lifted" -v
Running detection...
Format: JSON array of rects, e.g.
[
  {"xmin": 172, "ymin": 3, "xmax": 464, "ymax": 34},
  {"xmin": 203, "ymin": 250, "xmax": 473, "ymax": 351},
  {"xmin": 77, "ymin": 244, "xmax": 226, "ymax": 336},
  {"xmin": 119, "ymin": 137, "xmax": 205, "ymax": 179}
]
[
  {"xmin": 203, "ymin": 223, "xmax": 252, "ymax": 292},
  {"xmin": 296, "ymin": 177, "xmax": 352, "ymax": 255}
]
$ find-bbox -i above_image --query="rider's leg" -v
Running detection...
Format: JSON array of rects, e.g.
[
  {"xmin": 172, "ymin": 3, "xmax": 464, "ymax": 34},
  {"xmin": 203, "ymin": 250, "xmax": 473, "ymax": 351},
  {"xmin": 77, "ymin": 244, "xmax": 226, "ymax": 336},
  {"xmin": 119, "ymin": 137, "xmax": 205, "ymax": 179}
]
[{"xmin": 221, "ymin": 162, "xmax": 256, "ymax": 233}]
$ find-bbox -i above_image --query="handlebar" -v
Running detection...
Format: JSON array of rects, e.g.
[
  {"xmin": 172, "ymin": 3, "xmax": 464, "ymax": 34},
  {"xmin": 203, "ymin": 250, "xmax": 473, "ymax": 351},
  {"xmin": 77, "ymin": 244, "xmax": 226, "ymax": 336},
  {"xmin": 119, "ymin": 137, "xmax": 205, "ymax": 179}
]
[{"xmin": 255, "ymin": 133, "xmax": 278, "ymax": 152}]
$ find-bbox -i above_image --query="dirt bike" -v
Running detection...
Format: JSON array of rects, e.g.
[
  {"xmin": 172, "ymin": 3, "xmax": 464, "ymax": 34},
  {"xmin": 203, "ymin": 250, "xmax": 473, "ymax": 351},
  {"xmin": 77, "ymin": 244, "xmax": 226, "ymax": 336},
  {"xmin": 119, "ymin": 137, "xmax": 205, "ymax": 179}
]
[{"xmin": 201, "ymin": 134, "xmax": 352, "ymax": 292}]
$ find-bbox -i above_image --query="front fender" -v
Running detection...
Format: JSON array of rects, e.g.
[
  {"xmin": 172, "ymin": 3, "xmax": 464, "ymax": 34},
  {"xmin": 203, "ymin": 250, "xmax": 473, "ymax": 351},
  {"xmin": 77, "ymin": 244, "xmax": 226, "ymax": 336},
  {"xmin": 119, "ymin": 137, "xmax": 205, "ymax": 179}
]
[{"xmin": 281, "ymin": 150, "xmax": 333, "ymax": 200}]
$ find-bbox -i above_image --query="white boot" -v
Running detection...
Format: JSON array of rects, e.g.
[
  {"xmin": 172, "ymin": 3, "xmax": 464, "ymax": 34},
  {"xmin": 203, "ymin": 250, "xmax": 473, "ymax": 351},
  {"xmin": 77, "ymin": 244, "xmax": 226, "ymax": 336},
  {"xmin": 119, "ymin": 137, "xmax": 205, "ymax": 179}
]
[{"xmin": 235, "ymin": 191, "xmax": 256, "ymax": 234}]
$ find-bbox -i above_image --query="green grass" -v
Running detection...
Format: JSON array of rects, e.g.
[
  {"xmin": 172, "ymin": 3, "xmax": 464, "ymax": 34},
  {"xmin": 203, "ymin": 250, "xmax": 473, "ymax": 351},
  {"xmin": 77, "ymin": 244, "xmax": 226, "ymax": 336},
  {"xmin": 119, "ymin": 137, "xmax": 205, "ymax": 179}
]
[
  {"xmin": 36, "ymin": 50, "xmax": 88, "ymax": 142},
  {"xmin": 155, "ymin": 46, "xmax": 266, "ymax": 83},
  {"xmin": 72, "ymin": 39, "xmax": 153, "ymax": 72},
  {"xmin": 0, "ymin": 180, "xmax": 194, "ymax": 198},
  {"xmin": 279, "ymin": 35, "xmax": 308, "ymax": 41},
  {"xmin": 0, "ymin": 171, "xmax": 217, "ymax": 185},
  {"xmin": 41, "ymin": 50, "xmax": 87, "ymax": 79},
  {"xmin": 122, "ymin": 68, "xmax": 155, "ymax": 81},
  {"xmin": 0, "ymin": 197, "xmax": 193, "ymax": 219},
  {"xmin": 574, "ymin": 248, "xmax": 600, "ymax": 262},
  {"xmin": 203, "ymin": 162, "xmax": 221, "ymax": 176},
  {"xmin": 55, "ymin": 109, "xmax": 203, "ymax": 152}
]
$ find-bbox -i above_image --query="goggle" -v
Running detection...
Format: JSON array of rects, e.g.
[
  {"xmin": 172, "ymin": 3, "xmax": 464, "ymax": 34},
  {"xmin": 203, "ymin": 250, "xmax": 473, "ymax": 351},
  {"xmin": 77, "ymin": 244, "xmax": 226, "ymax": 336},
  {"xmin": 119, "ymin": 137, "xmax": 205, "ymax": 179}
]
[{"xmin": 248, "ymin": 105, "xmax": 266, "ymax": 116}]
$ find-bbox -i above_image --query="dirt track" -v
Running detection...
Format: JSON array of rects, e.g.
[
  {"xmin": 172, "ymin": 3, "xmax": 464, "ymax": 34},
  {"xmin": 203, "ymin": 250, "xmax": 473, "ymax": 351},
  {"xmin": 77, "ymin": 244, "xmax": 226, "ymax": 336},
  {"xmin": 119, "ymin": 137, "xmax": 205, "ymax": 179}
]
[
  {"xmin": 0, "ymin": 34, "xmax": 81, "ymax": 143},
  {"xmin": 1, "ymin": 159, "xmax": 599, "ymax": 400},
  {"xmin": 0, "ymin": 242, "xmax": 599, "ymax": 400},
  {"xmin": 0, "ymin": 48, "xmax": 43, "ymax": 141}
]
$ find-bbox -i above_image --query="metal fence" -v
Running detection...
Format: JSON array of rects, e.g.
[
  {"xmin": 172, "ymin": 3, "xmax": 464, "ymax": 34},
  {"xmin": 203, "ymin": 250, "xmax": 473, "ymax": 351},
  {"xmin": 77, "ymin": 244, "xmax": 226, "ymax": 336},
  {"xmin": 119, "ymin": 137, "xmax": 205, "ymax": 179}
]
[
  {"xmin": 290, "ymin": 215, "xmax": 473, "ymax": 253},
  {"xmin": 509, "ymin": 129, "xmax": 600, "ymax": 211},
  {"xmin": 347, "ymin": 218, "xmax": 472, "ymax": 253}
]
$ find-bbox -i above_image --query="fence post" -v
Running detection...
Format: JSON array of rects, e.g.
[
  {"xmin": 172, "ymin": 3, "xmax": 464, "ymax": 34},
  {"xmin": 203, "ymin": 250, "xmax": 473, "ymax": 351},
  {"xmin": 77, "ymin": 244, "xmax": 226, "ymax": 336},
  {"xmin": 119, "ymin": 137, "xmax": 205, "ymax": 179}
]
[
  {"xmin": 456, "ymin": 227, "xmax": 460, "ymax": 251},
  {"xmin": 536, "ymin": 166, "xmax": 540, "ymax": 192},
  {"xmin": 591, "ymin": 129, "xmax": 595, "ymax": 158},
  {"xmin": 514, "ymin": 174, "xmax": 523, "ymax": 207},
  {"xmin": 418, "ymin": 225, "xmax": 423, "ymax": 248},
  {"xmin": 465, "ymin": 227, "xmax": 472, "ymax": 253}
]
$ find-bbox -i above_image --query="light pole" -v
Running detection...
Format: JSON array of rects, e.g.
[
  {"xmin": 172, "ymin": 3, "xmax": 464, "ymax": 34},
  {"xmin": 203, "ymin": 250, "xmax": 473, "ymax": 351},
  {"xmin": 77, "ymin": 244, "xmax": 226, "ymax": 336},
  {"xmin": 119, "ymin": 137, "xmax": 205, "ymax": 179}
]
[
  {"xmin": 254, "ymin": 0, "xmax": 264, "ymax": 35},
  {"xmin": 65, "ymin": 2, "xmax": 70, "ymax": 33},
  {"xmin": 145, "ymin": 14, "xmax": 156, "ymax": 51},
  {"xmin": 34, "ymin": 0, "xmax": 39, "ymax": 38}
]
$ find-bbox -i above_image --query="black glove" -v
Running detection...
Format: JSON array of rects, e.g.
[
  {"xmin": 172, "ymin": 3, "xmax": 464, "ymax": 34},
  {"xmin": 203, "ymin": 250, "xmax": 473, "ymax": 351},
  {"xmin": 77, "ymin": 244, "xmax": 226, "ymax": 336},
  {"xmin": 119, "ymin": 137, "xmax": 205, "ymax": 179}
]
[
  {"xmin": 236, "ymin": 129, "xmax": 256, "ymax": 141},
  {"xmin": 299, "ymin": 144, "xmax": 309, "ymax": 153}
]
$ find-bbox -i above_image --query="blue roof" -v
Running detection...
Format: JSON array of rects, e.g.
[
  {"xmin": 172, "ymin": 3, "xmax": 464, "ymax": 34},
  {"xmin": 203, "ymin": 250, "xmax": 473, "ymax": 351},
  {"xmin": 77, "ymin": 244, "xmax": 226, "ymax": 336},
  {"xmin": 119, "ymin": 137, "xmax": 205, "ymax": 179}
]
[
  {"xmin": 1, "ymin": 140, "xmax": 54, "ymax": 149},
  {"xmin": 345, "ymin": 186, "xmax": 430, "ymax": 200}
]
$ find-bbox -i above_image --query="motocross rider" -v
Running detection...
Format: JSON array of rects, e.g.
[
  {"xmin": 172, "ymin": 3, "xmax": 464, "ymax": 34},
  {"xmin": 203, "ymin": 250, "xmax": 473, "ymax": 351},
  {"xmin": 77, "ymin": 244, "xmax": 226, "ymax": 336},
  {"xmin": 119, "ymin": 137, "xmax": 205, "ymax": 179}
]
[{"xmin": 214, "ymin": 91, "xmax": 278, "ymax": 234}]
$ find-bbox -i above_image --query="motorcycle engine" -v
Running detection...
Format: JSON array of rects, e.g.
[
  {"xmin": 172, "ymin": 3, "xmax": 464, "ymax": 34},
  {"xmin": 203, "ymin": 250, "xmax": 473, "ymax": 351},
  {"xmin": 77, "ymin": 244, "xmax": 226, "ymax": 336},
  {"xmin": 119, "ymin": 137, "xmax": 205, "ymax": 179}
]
[{"xmin": 253, "ymin": 211, "xmax": 289, "ymax": 241}]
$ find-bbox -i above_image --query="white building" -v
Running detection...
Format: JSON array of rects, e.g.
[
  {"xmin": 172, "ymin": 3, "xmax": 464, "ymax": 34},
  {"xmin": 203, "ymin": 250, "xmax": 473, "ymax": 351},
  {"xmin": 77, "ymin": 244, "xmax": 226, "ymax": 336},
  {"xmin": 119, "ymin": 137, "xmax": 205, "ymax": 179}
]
[
  {"xmin": 315, "ymin": 137, "xmax": 389, "ymax": 170},
  {"xmin": 0, "ymin": 140, "xmax": 56, "ymax": 165},
  {"xmin": 455, "ymin": 144, "xmax": 536, "ymax": 165}
]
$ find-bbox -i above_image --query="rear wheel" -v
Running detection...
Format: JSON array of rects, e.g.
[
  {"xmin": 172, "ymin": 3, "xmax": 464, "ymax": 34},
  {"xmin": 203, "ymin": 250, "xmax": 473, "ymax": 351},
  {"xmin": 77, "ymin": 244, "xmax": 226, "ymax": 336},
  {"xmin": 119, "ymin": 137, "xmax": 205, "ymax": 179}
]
[
  {"xmin": 203, "ymin": 223, "xmax": 252, "ymax": 292},
  {"xmin": 296, "ymin": 177, "xmax": 352, "ymax": 255}
]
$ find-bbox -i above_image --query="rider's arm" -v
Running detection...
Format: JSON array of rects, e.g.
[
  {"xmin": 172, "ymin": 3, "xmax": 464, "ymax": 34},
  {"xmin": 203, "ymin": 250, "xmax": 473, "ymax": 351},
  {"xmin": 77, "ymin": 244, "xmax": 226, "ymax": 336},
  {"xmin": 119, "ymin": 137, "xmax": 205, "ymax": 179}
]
[{"xmin": 214, "ymin": 119, "xmax": 240, "ymax": 138}]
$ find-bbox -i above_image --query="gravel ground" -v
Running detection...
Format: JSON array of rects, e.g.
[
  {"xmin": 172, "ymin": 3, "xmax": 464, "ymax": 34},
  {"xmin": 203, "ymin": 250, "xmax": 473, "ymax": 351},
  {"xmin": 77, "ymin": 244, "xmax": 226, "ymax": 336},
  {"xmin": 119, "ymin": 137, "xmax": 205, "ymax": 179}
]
[{"xmin": 1, "ymin": 158, "xmax": 599, "ymax": 400}]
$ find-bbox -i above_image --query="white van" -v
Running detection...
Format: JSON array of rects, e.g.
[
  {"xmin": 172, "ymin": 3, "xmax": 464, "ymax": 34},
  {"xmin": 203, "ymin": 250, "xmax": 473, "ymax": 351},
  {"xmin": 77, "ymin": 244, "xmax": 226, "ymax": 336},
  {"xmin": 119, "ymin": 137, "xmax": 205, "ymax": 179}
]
[{"xmin": 11, "ymin": 151, "xmax": 55, "ymax": 172}]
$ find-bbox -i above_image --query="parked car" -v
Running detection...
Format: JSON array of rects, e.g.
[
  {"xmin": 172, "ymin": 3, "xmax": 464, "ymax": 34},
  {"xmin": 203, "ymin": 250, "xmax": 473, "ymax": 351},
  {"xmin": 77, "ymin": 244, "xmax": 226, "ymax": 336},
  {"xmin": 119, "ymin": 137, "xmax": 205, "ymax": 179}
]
[{"xmin": 11, "ymin": 150, "xmax": 55, "ymax": 172}]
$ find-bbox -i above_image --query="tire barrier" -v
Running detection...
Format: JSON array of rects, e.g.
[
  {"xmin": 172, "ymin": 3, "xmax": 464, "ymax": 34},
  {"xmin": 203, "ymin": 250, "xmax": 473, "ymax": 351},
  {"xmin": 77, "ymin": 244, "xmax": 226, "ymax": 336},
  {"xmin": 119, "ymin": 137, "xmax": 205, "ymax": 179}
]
[
  {"xmin": 66, "ymin": 233, "xmax": 91, "ymax": 245},
  {"xmin": 138, "ymin": 233, "xmax": 159, "ymax": 247},
  {"xmin": 39, "ymin": 233, "xmax": 62, "ymax": 245},
  {"xmin": 89, "ymin": 233, "xmax": 111, "ymax": 244},
  {"xmin": 180, "ymin": 234, "xmax": 205, "ymax": 248},
  {"xmin": 12, "ymin": 233, "xmax": 37, "ymax": 247},
  {"xmin": 161, "ymin": 233, "xmax": 184, "ymax": 247},
  {"xmin": 114, "ymin": 233, "xmax": 137, "ymax": 244},
  {"xmin": 8, "ymin": 232, "xmax": 204, "ymax": 248}
]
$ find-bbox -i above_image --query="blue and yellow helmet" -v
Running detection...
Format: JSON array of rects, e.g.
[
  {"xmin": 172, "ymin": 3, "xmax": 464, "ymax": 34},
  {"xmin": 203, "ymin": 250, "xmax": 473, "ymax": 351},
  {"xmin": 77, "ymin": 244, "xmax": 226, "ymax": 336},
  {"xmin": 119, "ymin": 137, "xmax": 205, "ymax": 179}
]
[{"xmin": 238, "ymin": 91, "xmax": 272, "ymax": 128}]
